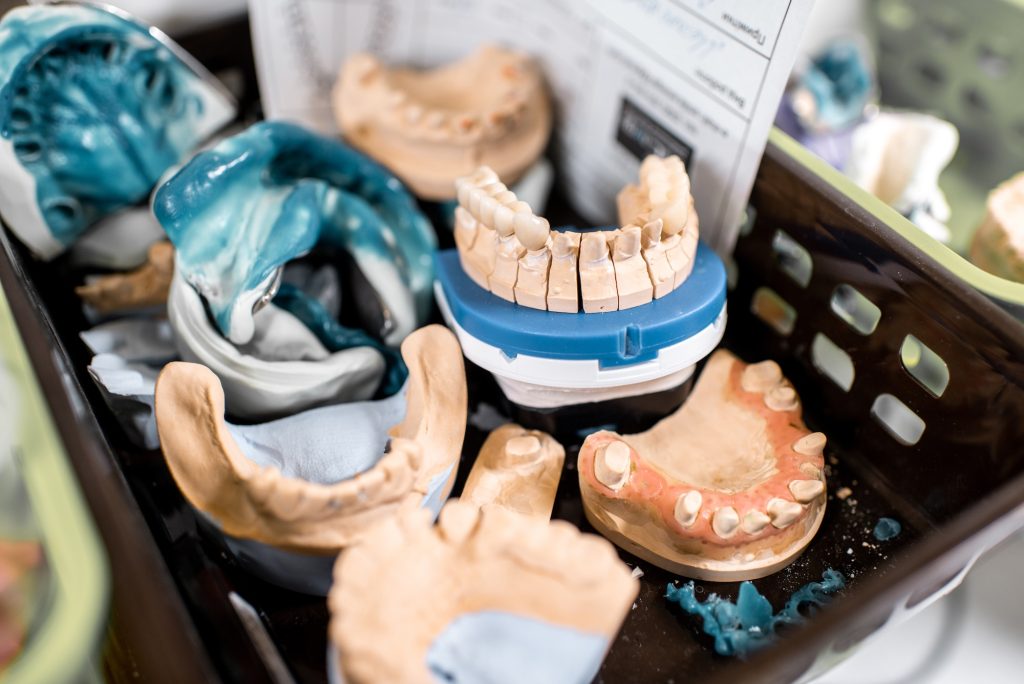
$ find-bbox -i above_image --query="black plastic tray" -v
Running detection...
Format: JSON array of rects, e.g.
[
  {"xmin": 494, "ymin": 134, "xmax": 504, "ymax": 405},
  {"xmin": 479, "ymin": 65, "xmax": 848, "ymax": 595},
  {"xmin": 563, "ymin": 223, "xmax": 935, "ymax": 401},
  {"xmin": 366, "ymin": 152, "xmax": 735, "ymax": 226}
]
[{"xmin": 3, "ymin": 15, "xmax": 1024, "ymax": 684}]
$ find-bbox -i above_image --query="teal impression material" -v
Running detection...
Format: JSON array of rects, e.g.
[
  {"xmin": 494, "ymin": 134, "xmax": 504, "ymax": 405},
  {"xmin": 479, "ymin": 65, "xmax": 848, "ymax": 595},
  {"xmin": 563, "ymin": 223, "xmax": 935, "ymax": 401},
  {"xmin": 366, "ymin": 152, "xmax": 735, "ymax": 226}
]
[
  {"xmin": 0, "ymin": 2, "xmax": 235, "ymax": 259},
  {"xmin": 665, "ymin": 569, "xmax": 845, "ymax": 657},
  {"xmin": 273, "ymin": 283, "xmax": 407, "ymax": 397},
  {"xmin": 155, "ymin": 121, "xmax": 437, "ymax": 347}
]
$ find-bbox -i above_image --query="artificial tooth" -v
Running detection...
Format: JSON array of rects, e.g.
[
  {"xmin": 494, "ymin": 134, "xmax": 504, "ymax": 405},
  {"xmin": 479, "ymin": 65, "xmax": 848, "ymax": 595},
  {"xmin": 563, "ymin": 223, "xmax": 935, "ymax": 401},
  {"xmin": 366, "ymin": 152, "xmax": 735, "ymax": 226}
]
[
  {"xmin": 765, "ymin": 385, "xmax": 799, "ymax": 412},
  {"xmin": 741, "ymin": 360, "xmax": 782, "ymax": 393},
  {"xmin": 712, "ymin": 506, "xmax": 740, "ymax": 539},
  {"xmin": 387, "ymin": 90, "xmax": 407, "ymax": 107},
  {"xmin": 405, "ymin": 105, "xmax": 423, "ymax": 124},
  {"xmin": 789, "ymin": 479, "xmax": 826, "ymax": 503},
  {"xmin": 594, "ymin": 440, "xmax": 631, "ymax": 491},
  {"xmin": 799, "ymin": 463, "xmax": 822, "ymax": 479},
  {"xmin": 514, "ymin": 212, "xmax": 550, "ymax": 251},
  {"xmin": 493, "ymin": 203, "xmax": 516, "ymax": 234},
  {"xmin": 793, "ymin": 432, "xmax": 827, "ymax": 456},
  {"xmin": 674, "ymin": 490, "xmax": 702, "ymax": 528},
  {"xmin": 767, "ymin": 498, "xmax": 803, "ymax": 529},
  {"xmin": 652, "ymin": 197, "xmax": 689, "ymax": 235},
  {"xmin": 741, "ymin": 510, "xmax": 771, "ymax": 535},
  {"xmin": 479, "ymin": 194, "xmax": 500, "ymax": 226}
]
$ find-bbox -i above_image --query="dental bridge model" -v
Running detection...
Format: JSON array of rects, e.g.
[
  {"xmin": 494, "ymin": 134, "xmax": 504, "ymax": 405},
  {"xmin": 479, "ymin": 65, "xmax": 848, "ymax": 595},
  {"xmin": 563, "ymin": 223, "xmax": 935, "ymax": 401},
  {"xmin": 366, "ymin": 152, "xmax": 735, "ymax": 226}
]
[
  {"xmin": 0, "ymin": 2, "xmax": 236, "ymax": 260},
  {"xmin": 328, "ymin": 423, "xmax": 639, "ymax": 684},
  {"xmin": 335, "ymin": 45, "xmax": 551, "ymax": 202},
  {"xmin": 454, "ymin": 155, "xmax": 698, "ymax": 313}
]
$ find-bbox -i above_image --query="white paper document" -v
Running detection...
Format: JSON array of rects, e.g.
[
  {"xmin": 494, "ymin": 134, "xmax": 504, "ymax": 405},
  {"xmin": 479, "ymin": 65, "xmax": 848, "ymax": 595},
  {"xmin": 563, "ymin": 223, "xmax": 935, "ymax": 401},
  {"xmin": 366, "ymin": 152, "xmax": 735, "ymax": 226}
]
[{"xmin": 248, "ymin": 0, "xmax": 813, "ymax": 252}]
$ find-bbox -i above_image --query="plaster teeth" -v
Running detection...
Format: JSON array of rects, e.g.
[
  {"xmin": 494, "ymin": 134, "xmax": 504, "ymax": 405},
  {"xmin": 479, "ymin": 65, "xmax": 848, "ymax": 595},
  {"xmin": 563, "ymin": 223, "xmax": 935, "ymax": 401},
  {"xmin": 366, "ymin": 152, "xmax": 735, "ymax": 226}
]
[
  {"xmin": 765, "ymin": 385, "xmax": 798, "ymax": 412},
  {"xmin": 712, "ymin": 506, "xmax": 740, "ymax": 539},
  {"xmin": 741, "ymin": 510, "xmax": 771, "ymax": 535},
  {"xmin": 741, "ymin": 360, "xmax": 783, "ymax": 393},
  {"xmin": 767, "ymin": 498, "xmax": 804, "ymax": 529},
  {"xmin": 793, "ymin": 432, "xmax": 827, "ymax": 456},
  {"xmin": 673, "ymin": 490, "xmax": 702, "ymax": 527},
  {"xmin": 613, "ymin": 225, "xmax": 641, "ymax": 260},
  {"xmin": 789, "ymin": 479, "xmax": 825, "ymax": 503},
  {"xmin": 642, "ymin": 218, "xmax": 664, "ymax": 246},
  {"xmin": 594, "ymin": 440, "xmax": 631, "ymax": 491},
  {"xmin": 514, "ymin": 212, "xmax": 550, "ymax": 251},
  {"xmin": 551, "ymin": 232, "xmax": 575, "ymax": 258},
  {"xmin": 503, "ymin": 435, "xmax": 542, "ymax": 464}
]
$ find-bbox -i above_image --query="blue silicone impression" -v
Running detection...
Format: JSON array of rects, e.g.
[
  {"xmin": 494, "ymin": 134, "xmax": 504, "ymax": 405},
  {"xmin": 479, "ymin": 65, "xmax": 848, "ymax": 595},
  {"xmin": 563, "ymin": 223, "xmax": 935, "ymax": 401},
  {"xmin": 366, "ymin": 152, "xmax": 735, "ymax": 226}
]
[
  {"xmin": 665, "ymin": 569, "xmax": 845, "ymax": 658},
  {"xmin": 426, "ymin": 611, "xmax": 607, "ymax": 684},
  {"xmin": 0, "ymin": 3, "xmax": 231, "ymax": 249},
  {"xmin": 155, "ymin": 121, "xmax": 436, "ymax": 346},
  {"xmin": 435, "ymin": 239, "xmax": 726, "ymax": 367}
]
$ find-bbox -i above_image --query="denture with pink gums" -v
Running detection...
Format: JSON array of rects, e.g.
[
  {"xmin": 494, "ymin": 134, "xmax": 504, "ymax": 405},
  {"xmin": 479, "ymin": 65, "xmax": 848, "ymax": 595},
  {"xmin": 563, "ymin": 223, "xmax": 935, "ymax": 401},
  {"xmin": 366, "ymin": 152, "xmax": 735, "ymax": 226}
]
[{"xmin": 578, "ymin": 350, "xmax": 827, "ymax": 581}]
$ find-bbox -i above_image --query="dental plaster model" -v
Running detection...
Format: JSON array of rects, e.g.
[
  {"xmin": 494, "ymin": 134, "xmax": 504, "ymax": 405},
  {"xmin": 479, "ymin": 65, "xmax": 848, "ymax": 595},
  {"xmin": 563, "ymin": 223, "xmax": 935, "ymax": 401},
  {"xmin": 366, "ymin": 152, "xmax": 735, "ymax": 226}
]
[
  {"xmin": 335, "ymin": 45, "xmax": 552, "ymax": 201},
  {"xmin": 75, "ymin": 241, "xmax": 173, "ymax": 314},
  {"xmin": 970, "ymin": 171, "xmax": 1024, "ymax": 282},
  {"xmin": 460, "ymin": 423, "xmax": 565, "ymax": 519},
  {"xmin": 453, "ymin": 155, "xmax": 697, "ymax": 312},
  {"xmin": 328, "ymin": 423, "xmax": 637, "ymax": 684},
  {"xmin": 578, "ymin": 350, "xmax": 827, "ymax": 581},
  {"xmin": 0, "ymin": 2, "xmax": 235, "ymax": 260},
  {"xmin": 154, "ymin": 324, "xmax": 466, "ymax": 555},
  {"xmin": 156, "ymin": 120, "xmax": 436, "ymax": 348},
  {"xmin": 846, "ymin": 111, "xmax": 958, "ymax": 243}
]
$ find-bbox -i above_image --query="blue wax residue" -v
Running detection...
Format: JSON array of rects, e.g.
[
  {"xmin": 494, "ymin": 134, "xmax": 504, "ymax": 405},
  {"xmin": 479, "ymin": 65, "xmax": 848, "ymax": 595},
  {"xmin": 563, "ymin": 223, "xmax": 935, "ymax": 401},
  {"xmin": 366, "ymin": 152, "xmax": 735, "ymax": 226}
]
[
  {"xmin": 426, "ymin": 611, "xmax": 607, "ymax": 684},
  {"xmin": 155, "ymin": 121, "xmax": 436, "ymax": 346},
  {"xmin": 272, "ymin": 283, "xmax": 407, "ymax": 397},
  {"xmin": 873, "ymin": 517, "xmax": 902, "ymax": 541},
  {"xmin": 665, "ymin": 569, "xmax": 845, "ymax": 658},
  {"xmin": 0, "ymin": 3, "xmax": 232, "ymax": 248}
]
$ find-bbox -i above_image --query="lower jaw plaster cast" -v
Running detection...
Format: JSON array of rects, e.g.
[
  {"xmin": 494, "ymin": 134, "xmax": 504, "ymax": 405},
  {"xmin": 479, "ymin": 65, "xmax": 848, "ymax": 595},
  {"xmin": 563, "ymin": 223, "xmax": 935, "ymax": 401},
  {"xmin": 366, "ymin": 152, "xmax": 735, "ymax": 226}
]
[
  {"xmin": 578, "ymin": 350, "xmax": 828, "ymax": 581},
  {"xmin": 153, "ymin": 324, "xmax": 466, "ymax": 559},
  {"xmin": 328, "ymin": 423, "xmax": 638, "ymax": 684},
  {"xmin": 335, "ymin": 45, "xmax": 552, "ymax": 202}
]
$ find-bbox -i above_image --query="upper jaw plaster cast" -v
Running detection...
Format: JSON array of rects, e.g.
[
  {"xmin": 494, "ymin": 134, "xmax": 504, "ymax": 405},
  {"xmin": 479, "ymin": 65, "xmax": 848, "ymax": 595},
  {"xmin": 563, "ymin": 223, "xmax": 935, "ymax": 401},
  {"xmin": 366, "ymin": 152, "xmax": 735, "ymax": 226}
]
[
  {"xmin": 328, "ymin": 423, "xmax": 638, "ymax": 684},
  {"xmin": 153, "ymin": 324, "xmax": 467, "ymax": 554},
  {"xmin": 453, "ymin": 154, "xmax": 698, "ymax": 313},
  {"xmin": 335, "ymin": 44, "xmax": 552, "ymax": 201},
  {"xmin": 578, "ymin": 350, "xmax": 828, "ymax": 581}
]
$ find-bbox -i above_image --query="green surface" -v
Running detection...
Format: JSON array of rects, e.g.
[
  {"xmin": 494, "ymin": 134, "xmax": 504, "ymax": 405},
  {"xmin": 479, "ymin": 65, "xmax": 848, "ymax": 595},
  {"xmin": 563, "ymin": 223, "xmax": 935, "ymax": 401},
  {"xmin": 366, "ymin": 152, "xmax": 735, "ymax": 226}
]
[
  {"xmin": 0, "ymin": 285, "xmax": 109, "ymax": 684},
  {"xmin": 771, "ymin": 127, "xmax": 1024, "ymax": 316}
]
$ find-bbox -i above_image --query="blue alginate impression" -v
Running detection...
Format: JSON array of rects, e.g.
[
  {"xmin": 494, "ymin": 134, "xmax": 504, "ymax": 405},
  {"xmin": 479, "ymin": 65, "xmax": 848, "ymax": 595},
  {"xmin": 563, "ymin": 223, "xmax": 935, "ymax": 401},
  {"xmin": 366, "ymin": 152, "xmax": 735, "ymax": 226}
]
[
  {"xmin": 272, "ymin": 282, "xmax": 407, "ymax": 397},
  {"xmin": 155, "ymin": 121, "xmax": 436, "ymax": 347},
  {"xmin": 665, "ymin": 569, "xmax": 846, "ymax": 658},
  {"xmin": 0, "ymin": 3, "xmax": 234, "ymax": 258},
  {"xmin": 426, "ymin": 611, "xmax": 608, "ymax": 684},
  {"xmin": 873, "ymin": 517, "xmax": 902, "ymax": 541},
  {"xmin": 798, "ymin": 39, "xmax": 873, "ymax": 133}
]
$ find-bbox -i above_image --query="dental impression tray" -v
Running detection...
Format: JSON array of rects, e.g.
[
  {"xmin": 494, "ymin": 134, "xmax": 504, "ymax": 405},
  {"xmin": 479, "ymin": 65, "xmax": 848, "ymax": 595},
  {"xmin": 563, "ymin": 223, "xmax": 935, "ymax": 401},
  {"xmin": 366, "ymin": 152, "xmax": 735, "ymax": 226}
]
[
  {"xmin": 153, "ymin": 324, "xmax": 466, "ymax": 592},
  {"xmin": 328, "ymin": 423, "xmax": 637, "ymax": 683},
  {"xmin": 0, "ymin": 2, "xmax": 235, "ymax": 259},
  {"xmin": 335, "ymin": 45, "xmax": 551, "ymax": 201},
  {"xmin": 435, "ymin": 156, "xmax": 726, "ymax": 409},
  {"xmin": 578, "ymin": 350, "xmax": 827, "ymax": 581}
]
